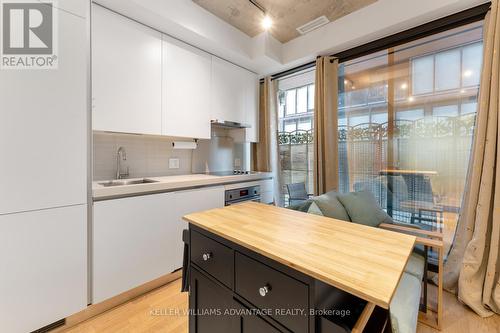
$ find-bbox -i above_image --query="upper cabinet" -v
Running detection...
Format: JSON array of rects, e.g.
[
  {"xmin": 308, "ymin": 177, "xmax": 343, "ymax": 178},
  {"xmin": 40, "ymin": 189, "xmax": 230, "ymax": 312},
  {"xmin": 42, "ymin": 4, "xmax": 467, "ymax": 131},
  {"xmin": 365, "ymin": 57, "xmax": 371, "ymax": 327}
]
[
  {"xmin": 211, "ymin": 56, "xmax": 247, "ymax": 124},
  {"xmin": 211, "ymin": 57, "xmax": 259, "ymax": 142},
  {"xmin": 244, "ymin": 71, "xmax": 259, "ymax": 142},
  {"xmin": 0, "ymin": 6, "xmax": 87, "ymax": 215},
  {"xmin": 91, "ymin": 5, "xmax": 259, "ymax": 141},
  {"xmin": 92, "ymin": 5, "xmax": 162, "ymax": 135},
  {"xmin": 162, "ymin": 36, "xmax": 212, "ymax": 139}
]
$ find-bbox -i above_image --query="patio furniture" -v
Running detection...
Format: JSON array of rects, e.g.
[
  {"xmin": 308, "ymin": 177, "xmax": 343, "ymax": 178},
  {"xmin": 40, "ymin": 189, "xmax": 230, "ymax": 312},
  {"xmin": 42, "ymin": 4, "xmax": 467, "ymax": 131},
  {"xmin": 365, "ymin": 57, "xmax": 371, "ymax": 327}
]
[
  {"xmin": 400, "ymin": 200, "xmax": 444, "ymax": 231},
  {"xmin": 286, "ymin": 182, "xmax": 312, "ymax": 206}
]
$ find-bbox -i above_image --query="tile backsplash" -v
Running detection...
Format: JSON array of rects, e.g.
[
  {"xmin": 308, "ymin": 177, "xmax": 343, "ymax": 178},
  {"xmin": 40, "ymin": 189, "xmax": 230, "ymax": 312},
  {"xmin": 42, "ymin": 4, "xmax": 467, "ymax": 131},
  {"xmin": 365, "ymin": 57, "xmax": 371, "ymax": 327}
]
[{"xmin": 93, "ymin": 130, "xmax": 250, "ymax": 181}]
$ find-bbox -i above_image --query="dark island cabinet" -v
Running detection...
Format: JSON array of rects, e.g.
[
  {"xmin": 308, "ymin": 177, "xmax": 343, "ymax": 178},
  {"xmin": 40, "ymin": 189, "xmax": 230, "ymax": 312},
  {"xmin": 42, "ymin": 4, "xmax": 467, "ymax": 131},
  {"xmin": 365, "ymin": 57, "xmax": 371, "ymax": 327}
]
[
  {"xmin": 189, "ymin": 267, "xmax": 237, "ymax": 333},
  {"xmin": 188, "ymin": 226, "xmax": 387, "ymax": 333}
]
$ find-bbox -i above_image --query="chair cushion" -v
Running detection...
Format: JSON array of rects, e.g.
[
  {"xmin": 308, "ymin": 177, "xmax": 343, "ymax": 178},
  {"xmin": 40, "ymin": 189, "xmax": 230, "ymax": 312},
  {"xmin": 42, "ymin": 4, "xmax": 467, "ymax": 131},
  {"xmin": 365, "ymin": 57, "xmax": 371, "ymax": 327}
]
[
  {"xmin": 337, "ymin": 191, "xmax": 393, "ymax": 227},
  {"xmin": 387, "ymin": 175, "xmax": 409, "ymax": 202},
  {"xmin": 312, "ymin": 191, "xmax": 351, "ymax": 222},
  {"xmin": 286, "ymin": 200, "xmax": 313, "ymax": 213},
  {"xmin": 390, "ymin": 273, "xmax": 421, "ymax": 333},
  {"xmin": 404, "ymin": 253, "xmax": 425, "ymax": 282},
  {"xmin": 307, "ymin": 202, "xmax": 324, "ymax": 216}
]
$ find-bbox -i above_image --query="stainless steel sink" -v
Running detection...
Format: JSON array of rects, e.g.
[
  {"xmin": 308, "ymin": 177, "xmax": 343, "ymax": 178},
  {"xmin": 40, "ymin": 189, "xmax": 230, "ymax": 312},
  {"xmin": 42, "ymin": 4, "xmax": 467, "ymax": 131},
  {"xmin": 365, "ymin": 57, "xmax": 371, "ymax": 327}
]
[{"xmin": 98, "ymin": 178, "xmax": 158, "ymax": 187}]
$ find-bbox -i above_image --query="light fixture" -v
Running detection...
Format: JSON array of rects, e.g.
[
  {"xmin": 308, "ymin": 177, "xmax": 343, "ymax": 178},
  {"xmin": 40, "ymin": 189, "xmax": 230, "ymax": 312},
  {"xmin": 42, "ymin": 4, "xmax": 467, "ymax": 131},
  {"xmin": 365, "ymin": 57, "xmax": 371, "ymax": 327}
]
[
  {"xmin": 262, "ymin": 15, "xmax": 273, "ymax": 30},
  {"xmin": 401, "ymin": 83, "xmax": 408, "ymax": 90},
  {"xmin": 460, "ymin": 89, "xmax": 466, "ymax": 94},
  {"xmin": 249, "ymin": 0, "xmax": 272, "ymax": 30},
  {"xmin": 408, "ymin": 96, "xmax": 415, "ymax": 102},
  {"xmin": 463, "ymin": 70, "xmax": 473, "ymax": 78}
]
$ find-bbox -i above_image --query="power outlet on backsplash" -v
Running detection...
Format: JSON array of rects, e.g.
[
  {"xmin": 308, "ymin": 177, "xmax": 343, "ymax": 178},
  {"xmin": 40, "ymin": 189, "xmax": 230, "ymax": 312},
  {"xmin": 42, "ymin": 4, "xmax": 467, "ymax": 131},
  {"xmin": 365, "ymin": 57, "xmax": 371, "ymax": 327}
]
[{"xmin": 169, "ymin": 158, "xmax": 180, "ymax": 169}]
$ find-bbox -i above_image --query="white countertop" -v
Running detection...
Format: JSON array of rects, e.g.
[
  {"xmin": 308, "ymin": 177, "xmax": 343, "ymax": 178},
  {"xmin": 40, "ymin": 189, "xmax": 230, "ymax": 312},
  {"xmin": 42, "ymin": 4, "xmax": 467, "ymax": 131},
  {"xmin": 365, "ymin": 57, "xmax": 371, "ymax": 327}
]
[{"xmin": 92, "ymin": 172, "xmax": 273, "ymax": 200}]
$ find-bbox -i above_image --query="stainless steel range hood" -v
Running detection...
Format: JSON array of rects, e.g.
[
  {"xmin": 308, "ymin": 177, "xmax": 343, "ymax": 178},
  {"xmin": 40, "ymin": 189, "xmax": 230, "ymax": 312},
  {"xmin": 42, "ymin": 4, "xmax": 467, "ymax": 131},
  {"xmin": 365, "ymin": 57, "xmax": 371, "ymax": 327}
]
[{"xmin": 211, "ymin": 120, "xmax": 250, "ymax": 129}]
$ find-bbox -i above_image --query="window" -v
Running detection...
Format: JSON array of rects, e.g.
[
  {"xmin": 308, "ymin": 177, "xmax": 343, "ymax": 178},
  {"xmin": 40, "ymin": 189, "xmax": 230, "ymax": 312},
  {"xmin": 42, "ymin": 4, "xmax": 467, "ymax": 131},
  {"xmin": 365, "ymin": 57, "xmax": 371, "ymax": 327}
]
[
  {"xmin": 277, "ymin": 71, "xmax": 315, "ymax": 204},
  {"xmin": 337, "ymin": 21, "xmax": 483, "ymax": 257},
  {"xmin": 410, "ymin": 41, "xmax": 483, "ymax": 95}
]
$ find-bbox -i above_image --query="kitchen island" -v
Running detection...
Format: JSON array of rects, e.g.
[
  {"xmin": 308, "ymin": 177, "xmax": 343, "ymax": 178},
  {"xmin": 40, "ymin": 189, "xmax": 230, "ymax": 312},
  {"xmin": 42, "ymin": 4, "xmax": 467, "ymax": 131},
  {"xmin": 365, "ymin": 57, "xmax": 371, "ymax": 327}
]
[{"xmin": 183, "ymin": 202, "xmax": 416, "ymax": 333}]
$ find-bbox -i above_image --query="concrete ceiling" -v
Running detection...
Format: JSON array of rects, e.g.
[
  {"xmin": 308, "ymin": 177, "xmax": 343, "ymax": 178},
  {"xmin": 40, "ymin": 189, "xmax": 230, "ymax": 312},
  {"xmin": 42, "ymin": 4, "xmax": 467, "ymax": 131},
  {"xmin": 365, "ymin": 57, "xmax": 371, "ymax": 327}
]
[
  {"xmin": 95, "ymin": 0, "xmax": 489, "ymax": 75},
  {"xmin": 193, "ymin": 0, "xmax": 378, "ymax": 43}
]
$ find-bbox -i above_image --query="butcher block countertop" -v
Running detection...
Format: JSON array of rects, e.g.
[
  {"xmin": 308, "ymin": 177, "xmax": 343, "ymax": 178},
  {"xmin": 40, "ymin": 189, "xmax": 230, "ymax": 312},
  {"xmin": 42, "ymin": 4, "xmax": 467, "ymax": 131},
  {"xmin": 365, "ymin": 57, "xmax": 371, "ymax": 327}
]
[{"xmin": 183, "ymin": 202, "xmax": 416, "ymax": 309}]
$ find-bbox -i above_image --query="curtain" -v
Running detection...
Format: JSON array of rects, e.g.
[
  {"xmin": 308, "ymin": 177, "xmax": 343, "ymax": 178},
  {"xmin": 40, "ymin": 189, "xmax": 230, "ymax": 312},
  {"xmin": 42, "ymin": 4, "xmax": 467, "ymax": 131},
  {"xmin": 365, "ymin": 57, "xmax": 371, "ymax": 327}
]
[
  {"xmin": 441, "ymin": 0, "xmax": 500, "ymax": 317},
  {"xmin": 314, "ymin": 56, "xmax": 339, "ymax": 195},
  {"xmin": 252, "ymin": 77, "xmax": 283, "ymax": 206}
]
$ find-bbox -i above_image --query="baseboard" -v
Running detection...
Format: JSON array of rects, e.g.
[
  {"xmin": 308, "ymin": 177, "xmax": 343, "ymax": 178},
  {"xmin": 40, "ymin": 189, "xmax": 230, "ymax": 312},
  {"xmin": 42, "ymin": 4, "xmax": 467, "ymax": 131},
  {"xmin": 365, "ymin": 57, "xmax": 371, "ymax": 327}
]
[{"xmin": 50, "ymin": 270, "xmax": 182, "ymax": 332}]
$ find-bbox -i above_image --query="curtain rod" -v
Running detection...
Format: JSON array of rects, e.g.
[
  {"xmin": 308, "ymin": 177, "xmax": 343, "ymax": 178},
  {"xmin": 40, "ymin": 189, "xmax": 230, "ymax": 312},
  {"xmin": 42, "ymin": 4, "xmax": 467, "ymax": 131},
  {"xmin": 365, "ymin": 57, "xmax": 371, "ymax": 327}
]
[{"xmin": 265, "ymin": 2, "xmax": 490, "ymax": 82}]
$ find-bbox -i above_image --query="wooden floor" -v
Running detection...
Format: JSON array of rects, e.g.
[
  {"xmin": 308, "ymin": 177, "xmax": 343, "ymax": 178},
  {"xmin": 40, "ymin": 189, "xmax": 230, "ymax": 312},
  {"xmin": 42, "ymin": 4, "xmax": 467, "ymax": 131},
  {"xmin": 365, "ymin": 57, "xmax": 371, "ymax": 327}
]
[{"xmin": 63, "ymin": 279, "xmax": 499, "ymax": 333}]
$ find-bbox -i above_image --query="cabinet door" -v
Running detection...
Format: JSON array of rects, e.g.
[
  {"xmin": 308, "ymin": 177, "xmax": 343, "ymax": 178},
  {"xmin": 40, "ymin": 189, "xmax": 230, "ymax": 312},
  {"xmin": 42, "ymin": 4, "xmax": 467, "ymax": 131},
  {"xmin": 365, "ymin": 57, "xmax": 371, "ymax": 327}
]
[
  {"xmin": 170, "ymin": 186, "xmax": 225, "ymax": 269},
  {"xmin": 92, "ymin": 5, "xmax": 162, "ymax": 135},
  {"xmin": 0, "ymin": 205, "xmax": 87, "ymax": 333},
  {"xmin": 239, "ymin": 307, "xmax": 282, "ymax": 333},
  {"xmin": 93, "ymin": 192, "xmax": 177, "ymax": 303},
  {"xmin": 244, "ymin": 72, "xmax": 259, "ymax": 143},
  {"xmin": 189, "ymin": 268, "xmax": 237, "ymax": 333},
  {"xmin": 211, "ymin": 57, "xmax": 246, "ymax": 123},
  {"xmin": 0, "ymin": 6, "xmax": 87, "ymax": 215},
  {"xmin": 162, "ymin": 36, "xmax": 211, "ymax": 139}
]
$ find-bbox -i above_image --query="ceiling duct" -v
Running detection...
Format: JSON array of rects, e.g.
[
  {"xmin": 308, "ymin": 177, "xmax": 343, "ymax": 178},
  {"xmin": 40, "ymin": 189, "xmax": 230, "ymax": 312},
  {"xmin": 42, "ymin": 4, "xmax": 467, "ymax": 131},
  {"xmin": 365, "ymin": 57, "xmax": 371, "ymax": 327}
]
[{"xmin": 296, "ymin": 16, "xmax": 330, "ymax": 35}]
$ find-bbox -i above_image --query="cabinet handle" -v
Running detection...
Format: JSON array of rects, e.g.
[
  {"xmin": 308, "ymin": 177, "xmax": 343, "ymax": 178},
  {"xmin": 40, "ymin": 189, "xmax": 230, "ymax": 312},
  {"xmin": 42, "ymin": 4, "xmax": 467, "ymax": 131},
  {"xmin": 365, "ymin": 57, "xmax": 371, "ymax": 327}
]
[
  {"xmin": 202, "ymin": 253, "xmax": 212, "ymax": 261},
  {"xmin": 259, "ymin": 285, "xmax": 271, "ymax": 297}
]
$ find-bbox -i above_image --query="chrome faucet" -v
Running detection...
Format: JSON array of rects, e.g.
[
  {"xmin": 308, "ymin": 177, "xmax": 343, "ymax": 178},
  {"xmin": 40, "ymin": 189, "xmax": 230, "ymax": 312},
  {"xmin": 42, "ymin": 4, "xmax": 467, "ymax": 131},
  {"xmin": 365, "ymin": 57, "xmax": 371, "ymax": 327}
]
[{"xmin": 116, "ymin": 146, "xmax": 129, "ymax": 179}]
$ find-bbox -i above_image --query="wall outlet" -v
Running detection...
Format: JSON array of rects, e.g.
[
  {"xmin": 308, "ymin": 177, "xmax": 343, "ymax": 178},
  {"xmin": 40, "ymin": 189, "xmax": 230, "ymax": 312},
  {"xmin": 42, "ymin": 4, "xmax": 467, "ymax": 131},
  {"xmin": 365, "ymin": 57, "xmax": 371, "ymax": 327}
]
[
  {"xmin": 234, "ymin": 158, "xmax": 241, "ymax": 168},
  {"xmin": 169, "ymin": 158, "xmax": 180, "ymax": 169}
]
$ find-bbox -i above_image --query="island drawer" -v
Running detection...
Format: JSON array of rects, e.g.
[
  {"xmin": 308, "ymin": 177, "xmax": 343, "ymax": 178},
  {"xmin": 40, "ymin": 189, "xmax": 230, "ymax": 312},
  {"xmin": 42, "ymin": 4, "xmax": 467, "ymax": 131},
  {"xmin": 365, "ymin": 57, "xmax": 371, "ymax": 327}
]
[
  {"xmin": 235, "ymin": 252, "xmax": 309, "ymax": 333},
  {"xmin": 191, "ymin": 230, "xmax": 233, "ymax": 288}
]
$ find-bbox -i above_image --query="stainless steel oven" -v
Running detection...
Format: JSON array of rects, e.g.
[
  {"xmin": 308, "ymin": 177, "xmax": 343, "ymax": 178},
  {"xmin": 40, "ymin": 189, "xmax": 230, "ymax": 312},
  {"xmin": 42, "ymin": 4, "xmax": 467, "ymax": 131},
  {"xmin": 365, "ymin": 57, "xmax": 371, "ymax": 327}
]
[{"xmin": 224, "ymin": 185, "xmax": 261, "ymax": 206}]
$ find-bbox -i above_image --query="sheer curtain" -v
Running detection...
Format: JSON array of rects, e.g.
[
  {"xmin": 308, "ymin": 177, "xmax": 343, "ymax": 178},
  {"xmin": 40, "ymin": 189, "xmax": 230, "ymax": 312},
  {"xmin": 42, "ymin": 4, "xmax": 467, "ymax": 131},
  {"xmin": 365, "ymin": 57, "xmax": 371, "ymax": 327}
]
[
  {"xmin": 443, "ymin": 0, "xmax": 500, "ymax": 316},
  {"xmin": 337, "ymin": 21, "xmax": 483, "ymax": 262}
]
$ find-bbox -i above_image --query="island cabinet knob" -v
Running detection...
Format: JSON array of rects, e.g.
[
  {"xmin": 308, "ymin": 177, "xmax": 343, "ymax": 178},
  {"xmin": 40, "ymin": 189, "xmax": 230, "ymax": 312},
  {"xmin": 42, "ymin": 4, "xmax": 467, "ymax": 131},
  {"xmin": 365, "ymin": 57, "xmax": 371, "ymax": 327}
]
[
  {"xmin": 259, "ymin": 284, "xmax": 271, "ymax": 297},
  {"xmin": 202, "ymin": 253, "xmax": 212, "ymax": 261}
]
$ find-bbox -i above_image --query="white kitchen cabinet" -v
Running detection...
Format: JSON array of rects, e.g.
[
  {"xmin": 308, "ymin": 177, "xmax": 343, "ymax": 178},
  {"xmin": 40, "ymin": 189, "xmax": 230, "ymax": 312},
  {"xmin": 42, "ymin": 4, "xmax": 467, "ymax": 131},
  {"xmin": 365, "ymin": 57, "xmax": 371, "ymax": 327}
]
[
  {"xmin": 92, "ymin": 4, "xmax": 162, "ymax": 135},
  {"xmin": 93, "ymin": 186, "xmax": 224, "ymax": 303},
  {"xmin": 0, "ymin": 5, "xmax": 87, "ymax": 215},
  {"xmin": 244, "ymin": 71, "xmax": 259, "ymax": 142},
  {"xmin": 93, "ymin": 192, "xmax": 175, "ymax": 303},
  {"xmin": 169, "ymin": 186, "xmax": 225, "ymax": 268},
  {"xmin": 162, "ymin": 36, "xmax": 212, "ymax": 139},
  {"xmin": 211, "ymin": 56, "xmax": 247, "ymax": 124},
  {"xmin": 259, "ymin": 179, "xmax": 275, "ymax": 204},
  {"xmin": 0, "ymin": 205, "xmax": 87, "ymax": 333}
]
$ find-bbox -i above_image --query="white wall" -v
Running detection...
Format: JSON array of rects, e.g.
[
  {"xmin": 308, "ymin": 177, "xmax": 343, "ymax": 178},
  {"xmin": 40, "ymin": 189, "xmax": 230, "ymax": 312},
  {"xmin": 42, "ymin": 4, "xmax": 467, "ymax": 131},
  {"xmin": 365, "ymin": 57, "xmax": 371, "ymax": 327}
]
[{"xmin": 93, "ymin": 131, "xmax": 250, "ymax": 180}]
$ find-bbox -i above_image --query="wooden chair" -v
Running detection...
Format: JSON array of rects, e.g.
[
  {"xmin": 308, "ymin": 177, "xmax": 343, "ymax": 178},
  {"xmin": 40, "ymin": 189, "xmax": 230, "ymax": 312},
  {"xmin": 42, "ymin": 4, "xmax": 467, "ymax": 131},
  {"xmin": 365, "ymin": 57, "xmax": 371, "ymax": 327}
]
[{"xmin": 380, "ymin": 223, "xmax": 444, "ymax": 330}]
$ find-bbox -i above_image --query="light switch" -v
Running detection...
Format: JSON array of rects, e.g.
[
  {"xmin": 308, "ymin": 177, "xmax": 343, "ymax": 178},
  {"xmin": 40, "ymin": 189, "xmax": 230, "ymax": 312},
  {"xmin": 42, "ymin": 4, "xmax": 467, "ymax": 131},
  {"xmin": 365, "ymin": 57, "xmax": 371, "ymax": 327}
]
[{"xmin": 169, "ymin": 158, "xmax": 180, "ymax": 169}]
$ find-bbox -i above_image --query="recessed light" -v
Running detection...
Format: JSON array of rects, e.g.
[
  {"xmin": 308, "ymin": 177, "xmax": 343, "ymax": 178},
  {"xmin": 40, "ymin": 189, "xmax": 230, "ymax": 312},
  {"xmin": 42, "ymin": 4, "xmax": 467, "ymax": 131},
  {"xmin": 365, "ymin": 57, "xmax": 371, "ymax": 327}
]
[
  {"xmin": 351, "ymin": 85, "xmax": 356, "ymax": 90},
  {"xmin": 408, "ymin": 96, "xmax": 414, "ymax": 102},
  {"xmin": 344, "ymin": 79, "xmax": 348, "ymax": 85},
  {"xmin": 401, "ymin": 83, "xmax": 408, "ymax": 90},
  {"xmin": 262, "ymin": 15, "xmax": 273, "ymax": 30}
]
